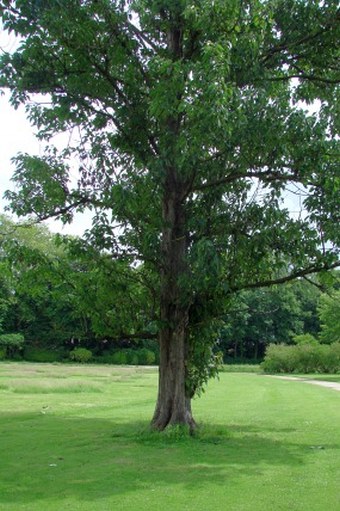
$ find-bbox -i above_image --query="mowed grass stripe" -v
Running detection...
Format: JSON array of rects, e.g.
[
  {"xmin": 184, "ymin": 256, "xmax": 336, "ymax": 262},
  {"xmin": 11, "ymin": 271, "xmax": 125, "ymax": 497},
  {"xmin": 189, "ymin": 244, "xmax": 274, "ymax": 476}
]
[{"xmin": 0, "ymin": 363, "xmax": 339, "ymax": 511}]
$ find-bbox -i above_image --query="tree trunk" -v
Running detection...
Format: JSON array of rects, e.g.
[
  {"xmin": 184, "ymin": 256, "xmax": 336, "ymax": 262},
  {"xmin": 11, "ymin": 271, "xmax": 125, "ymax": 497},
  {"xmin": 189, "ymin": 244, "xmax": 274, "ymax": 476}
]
[
  {"xmin": 151, "ymin": 20, "xmax": 195, "ymax": 431},
  {"xmin": 151, "ymin": 172, "xmax": 195, "ymax": 432},
  {"xmin": 151, "ymin": 318, "xmax": 196, "ymax": 431}
]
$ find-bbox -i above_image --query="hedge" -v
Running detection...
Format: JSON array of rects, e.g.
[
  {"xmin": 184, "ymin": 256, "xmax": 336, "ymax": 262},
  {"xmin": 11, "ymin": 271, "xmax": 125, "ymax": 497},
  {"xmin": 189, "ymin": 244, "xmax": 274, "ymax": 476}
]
[
  {"xmin": 262, "ymin": 342, "xmax": 340, "ymax": 374},
  {"xmin": 24, "ymin": 347, "xmax": 65, "ymax": 363}
]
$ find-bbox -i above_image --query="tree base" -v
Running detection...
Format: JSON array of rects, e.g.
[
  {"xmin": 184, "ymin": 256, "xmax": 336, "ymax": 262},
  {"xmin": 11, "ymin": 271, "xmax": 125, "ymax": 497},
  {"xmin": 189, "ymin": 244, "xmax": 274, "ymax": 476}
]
[{"xmin": 151, "ymin": 399, "xmax": 196, "ymax": 433}]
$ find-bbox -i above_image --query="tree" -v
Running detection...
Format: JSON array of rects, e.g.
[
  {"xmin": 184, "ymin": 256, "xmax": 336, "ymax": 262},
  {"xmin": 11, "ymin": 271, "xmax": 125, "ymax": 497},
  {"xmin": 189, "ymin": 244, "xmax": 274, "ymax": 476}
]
[
  {"xmin": 0, "ymin": 214, "xmax": 87, "ymax": 346},
  {"xmin": 0, "ymin": 214, "xmax": 154, "ymax": 349},
  {"xmin": 291, "ymin": 278, "xmax": 321, "ymax": 337},
  {"xmin": 220, "ymin": 285, "xmax": 305, "ymax": 361},
  {"xmin": 1, "ymin": 1, "xmax": 339, "ymax": 430},
  {"xmin": 219, "ymin": 278, "xmax": 323, "ymax": 361},
  {"xmin": 318, "ymin": 290, "xmax": 340, "ymax": 344}
]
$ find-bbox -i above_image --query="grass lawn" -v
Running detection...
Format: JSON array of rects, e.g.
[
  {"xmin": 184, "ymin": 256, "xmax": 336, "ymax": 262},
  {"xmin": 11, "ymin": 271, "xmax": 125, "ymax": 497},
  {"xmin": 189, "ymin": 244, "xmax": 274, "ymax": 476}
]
[{"xmin": 0, "ymin": 363, "xmax": 339, "ymax": 511}]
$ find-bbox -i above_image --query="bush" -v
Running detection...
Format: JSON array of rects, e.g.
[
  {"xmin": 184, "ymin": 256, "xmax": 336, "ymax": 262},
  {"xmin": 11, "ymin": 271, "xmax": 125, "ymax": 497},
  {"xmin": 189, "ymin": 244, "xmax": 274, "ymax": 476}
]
[
  {"xmin": 92, "ymin": 354, "xmax": 116, "ymax": 364},
  {"xmin": 0, "ymin": 348, "xmax": 6, "ymax": 360},
  {"xmin": 92, "ymin": 348, "xmax": 157, "ymax": 365},
  {"xmin": 321, "ymin": 342, "xmax": 340, "ymax": 373},
  {"xmin": 261, "ymin": 344, "xmax": 297, "ymax": 373},
  {"xmin": 137, "ymin": 348, "xmax": 156, "ymax": 365},
  {"xmin": 294, "ymin": 344, "xmax": 321, "ymax": 373},
  {"xmin": 262, "ymin": 342, "xmax": 340, "ymax": 374},
  {"xmin": 24, "ymin": 347, "xmax": 64, "ymax": 363},
  {"xmin": 111, "ymin": 351, "xmax": 128, "ymax": 365},
  {"xmin": 293, "ymin": 333, "xmax": 319, "ymax": 346},
  {"xmin": 125, "ymin": 350, "xmax": 140, "ymax": 365},
  {"xmin": 69, "ymin": 347, "xmax": 93, "ymax": 363},
  {"xmin": 0, "ymin": 333, "xmax": 25, "ymax": 358}
]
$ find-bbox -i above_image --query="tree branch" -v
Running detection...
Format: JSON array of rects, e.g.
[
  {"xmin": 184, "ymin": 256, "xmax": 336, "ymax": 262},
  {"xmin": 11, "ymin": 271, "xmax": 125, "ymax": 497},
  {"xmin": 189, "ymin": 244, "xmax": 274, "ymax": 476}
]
[
  {"xmin": 123, "ymin": 20, "xmax": 159, "ymax": 54},
  {"xmin": 31, "ymin": 196, "xmax": 95, "ymax": 223},
  {"xmin": 261, "ymin": 14, "xmax": 339, "ymax": 65},
  {"xmin": 261, "ymin": 73, "xmax": 339, "ymax": 85},
  {"xmin": 194, "ymin": 169, "xmax": 299, "ymax": 192},
  {"xmin": 232, "ymin": 261, "xmax": 340, "ymax": 293}
]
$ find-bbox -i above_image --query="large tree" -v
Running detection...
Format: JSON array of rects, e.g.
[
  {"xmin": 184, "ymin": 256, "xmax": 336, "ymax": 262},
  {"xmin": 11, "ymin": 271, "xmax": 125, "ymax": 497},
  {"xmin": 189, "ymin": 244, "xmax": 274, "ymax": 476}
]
[{"xmin": 0, "ymin": 0, "xmax": 339, "ymax": 430}]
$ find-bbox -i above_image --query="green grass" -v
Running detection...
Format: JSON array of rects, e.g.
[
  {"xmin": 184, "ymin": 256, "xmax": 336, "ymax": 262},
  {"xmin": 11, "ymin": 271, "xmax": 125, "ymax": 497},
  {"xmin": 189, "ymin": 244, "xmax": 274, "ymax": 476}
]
[{"xmin": 0, "ymin": 363, "xmax": 339, "ymax": 511}]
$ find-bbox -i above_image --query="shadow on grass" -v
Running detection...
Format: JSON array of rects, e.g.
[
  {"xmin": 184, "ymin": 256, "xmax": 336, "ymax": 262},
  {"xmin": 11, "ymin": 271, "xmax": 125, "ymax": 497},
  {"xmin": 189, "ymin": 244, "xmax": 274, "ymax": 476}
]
[{"xmin": 1, "ymin": 411, "xmax": 337, "ymax": 506}]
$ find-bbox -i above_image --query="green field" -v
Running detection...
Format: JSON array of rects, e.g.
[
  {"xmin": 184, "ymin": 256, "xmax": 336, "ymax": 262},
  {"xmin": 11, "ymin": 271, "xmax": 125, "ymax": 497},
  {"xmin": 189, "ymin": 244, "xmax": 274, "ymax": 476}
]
[{"xmin": 0, "ymin": 363, "xmax": 339, "ymax": 511}]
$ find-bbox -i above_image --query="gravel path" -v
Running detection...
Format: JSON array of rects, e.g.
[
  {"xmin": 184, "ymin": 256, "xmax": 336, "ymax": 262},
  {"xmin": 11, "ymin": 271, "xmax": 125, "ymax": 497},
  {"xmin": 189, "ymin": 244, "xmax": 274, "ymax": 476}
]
[{"xmin": 268, "ymin": 375, "xmax": 340, "ymax": 392}]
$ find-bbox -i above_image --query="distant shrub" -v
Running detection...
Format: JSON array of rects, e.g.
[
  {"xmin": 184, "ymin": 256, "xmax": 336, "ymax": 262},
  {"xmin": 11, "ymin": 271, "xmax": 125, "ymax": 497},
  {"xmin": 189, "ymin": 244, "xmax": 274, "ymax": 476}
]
[
  {"xmin": 24, "ymin": 347, "xmax": 63, "ymax": 363},
  {"xmin": 261, "ymin": 345, "xmax": 297, "ymax": 373},
  {"xmin": 323, "ymin": 342, "xmax": 340, "ymax": 373},
  {"xmin": 293, "ymin": 333, "xmax": 319, "ymax": 346},
  {"xmin": 93, "ymin": 348, "xmax": 156, "ymax": 365},
  {"xmin": 137, "ymin": 348, "xmax": 156, "ymax": 365},
  {"xmin": 221, "ymin": 364, "xmax": 261, "ymax": 373},
  {"xmin": 111, "ymin": 351, "xmax": 128, "ymax": 365},
  {"xmin": 85, "ymin": 344, "xmax": 159, "ymax": 366},
  {"xmin": 262, "ymin": 342, "xmax": 340, "ymax": 374},
  {"xmin": 92, "ymin": 354, "xmax": 116, "ymax": 364},
  {"xmin": 10, "ymin": 353, "xmax": 24, "ymax": 361},
  {"xmin": 100, "ymin": 349, "xmax": 112, "ymax": 358},
  {"xmin": 92, "ymin": 348, "xmax": 157, "ymax": 365},
  {"xmin": 0, "ymin": 333, "xmax": 25, "ymax": 358},
  {"xmin": 293, "ymin": 344, "xmax": 321, "ymax": 373},
  {"xmin": 69, "ymin": 347, "xmax": 93, "ymax": 363},
  {"xmin": 126, "ymin": 350, "xmax": 139, "ymax": 365},
  {"xmin": 0, "ymin": 348, "xmax": 6, "ymax": 360}
]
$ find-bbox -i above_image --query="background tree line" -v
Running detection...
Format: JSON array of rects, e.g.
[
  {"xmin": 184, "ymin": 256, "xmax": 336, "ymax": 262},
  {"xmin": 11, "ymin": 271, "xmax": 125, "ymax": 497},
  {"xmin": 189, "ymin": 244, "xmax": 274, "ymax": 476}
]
[{"xmin": 1, "ymin": 214, "xmax": 338, "ymax": 364}]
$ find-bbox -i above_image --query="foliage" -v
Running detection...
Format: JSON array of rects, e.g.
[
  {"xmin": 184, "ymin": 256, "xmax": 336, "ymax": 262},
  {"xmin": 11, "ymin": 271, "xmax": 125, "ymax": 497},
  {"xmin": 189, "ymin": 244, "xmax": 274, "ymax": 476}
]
[
  {"xmin": 69, "ymin": 347, "xmax": 93, "ymax": 364},
  {"xmin": 219, "ymin": 285, "xmax": 306, "ymax": 360},
  {"xmin": 126, "ymin": 350, "xmax": 140, "ymax": 365},
  {"xmin": 292, "ymin": 333, "xmax": 319, "ymax": 346},
  {"xmin": 262, "ymin": 342, "xmax": 340, "ymax": 374},
  {"xmin": 186, "ymin": 322, "xmax": 224, "ymax": 397},
  {"xmin": 0, "ymin": 214, "xmax": 90, "ymax": 346},
  {"xmin": 137, "ymin": 348, "xmax": 156, "ymax": 365},
  {"xmin": 0, "ymin": 333, "xmax": 24, "ymax": 358},
  {"xmin": 0, "ymin": 333, "xmax": 24, "ymax": 348},
  {"xmin": 0, "ymin": 215, "xmax": 156, "ymax": 351},
  {"xmin": 92, "ymin": 348, "xmax": 157, "ymax": 365},
  {"xmin": 24, "ymin": 347, "xmax": 64, "ymax": 363},
  {"xmin": 318, "ymin": 290, "xmax": 340, "ymax": 344},
  {"xmin": 111, "ymin": 351, "xmax": 128, "ymax": 365}
]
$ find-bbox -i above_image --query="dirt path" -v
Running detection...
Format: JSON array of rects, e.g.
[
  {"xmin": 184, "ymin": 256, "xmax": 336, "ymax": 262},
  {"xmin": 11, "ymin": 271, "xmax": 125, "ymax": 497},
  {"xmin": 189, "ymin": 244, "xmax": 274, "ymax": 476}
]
[{"xmin": 268, "ymin": 375, "xmax": 340, "ymax": 392}]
